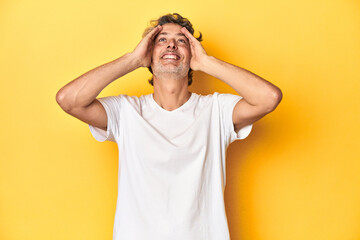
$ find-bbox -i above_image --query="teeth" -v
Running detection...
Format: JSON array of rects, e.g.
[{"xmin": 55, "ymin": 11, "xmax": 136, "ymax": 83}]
[{"xmin": 163, "ymin": 55, "xmax": 178, "ymax": 59}]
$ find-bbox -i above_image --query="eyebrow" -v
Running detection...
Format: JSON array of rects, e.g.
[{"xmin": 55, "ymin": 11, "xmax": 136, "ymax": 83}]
[{"xmin": 157, "ymin": 32, "xmax": 186, "ymax": 37}]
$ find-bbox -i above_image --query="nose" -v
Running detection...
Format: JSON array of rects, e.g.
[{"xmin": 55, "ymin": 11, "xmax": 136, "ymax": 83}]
[{"xmin": 167, "ymin": 39, "xmax": 177, "ymax": 49}]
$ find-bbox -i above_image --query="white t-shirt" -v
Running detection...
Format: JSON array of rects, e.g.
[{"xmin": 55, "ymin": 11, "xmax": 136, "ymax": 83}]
[{"xmin": 89, "ymin": 92, "xmax": 252, "ymax": 240}]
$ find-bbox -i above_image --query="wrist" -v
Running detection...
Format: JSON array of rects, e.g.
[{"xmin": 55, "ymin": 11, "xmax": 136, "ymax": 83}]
[
  {"xmin": 125, "ymin": 52, "xmax": 142, "ymax": 70},
  {"xmin": 197, "ymin": 55, "xmax": 214, "ymax": 73}
]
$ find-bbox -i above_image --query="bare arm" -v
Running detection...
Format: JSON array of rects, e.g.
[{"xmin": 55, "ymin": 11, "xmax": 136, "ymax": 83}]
[
  {"xmin": 56, "ymin": 25, "xmax": 163, "ymax": 130},
  {"xmin": 181, "ymin": 27, "xmax": 282, "ymax": 132},
  {"xmin": 56, "ymin": 53, "xmax": 139, "ymax": 130},
  {"xmin": 199, "ymin": 56, "xmax": 282, "ymax": 131}
]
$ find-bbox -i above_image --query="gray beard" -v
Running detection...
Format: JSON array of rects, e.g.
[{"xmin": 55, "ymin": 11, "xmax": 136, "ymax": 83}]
[{"xmin": 152, "ymin": 62, "xmax": 189, "ymax": 80}]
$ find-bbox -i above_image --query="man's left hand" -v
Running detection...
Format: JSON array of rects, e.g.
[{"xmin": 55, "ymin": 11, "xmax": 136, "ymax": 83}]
[{"xmin": 180, "ymin": 27, "xmax": 208, "ymax": 71}]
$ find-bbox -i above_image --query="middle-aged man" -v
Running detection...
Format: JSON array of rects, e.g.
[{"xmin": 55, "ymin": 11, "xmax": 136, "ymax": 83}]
[{"xmin": 56, "ymin": 13, "xmax": 282, "ymax": 240}]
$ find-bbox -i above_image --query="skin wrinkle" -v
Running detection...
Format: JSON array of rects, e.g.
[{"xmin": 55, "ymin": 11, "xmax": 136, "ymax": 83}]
[
  {"xmin": 151, "ymin": 23, "xmax": 191, "ymax": 83},
  {"xmin": 144, "ymin": 14, "xmax": 201, "ymax": 86}
]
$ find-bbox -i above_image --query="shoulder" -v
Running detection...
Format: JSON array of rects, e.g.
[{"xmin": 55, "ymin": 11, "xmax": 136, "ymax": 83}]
[
  {"xmin": 98, "ymin": 94, "xmax": 143, "ymax": 110},
  {"xmin": 195, "ymin": 92, "xmax": 243, "ymax": 104},
  {"xmin": 193, "ymin": 92, "xmax": 216, "ymax": 102},
  {"xmin": 217, "ymin": 92, "xmax": 243, "ymax": 102}
]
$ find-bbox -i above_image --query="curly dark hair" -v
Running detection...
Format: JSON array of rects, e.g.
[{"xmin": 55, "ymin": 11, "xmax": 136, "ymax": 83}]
[{"xmin": 142, "ymin": 13, "xmax": 203, "ymax": 86}]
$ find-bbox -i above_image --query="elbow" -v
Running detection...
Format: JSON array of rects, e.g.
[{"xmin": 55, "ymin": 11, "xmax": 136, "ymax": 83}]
[
  {"xmin": 265, "ymin": 87, "xmax": 283, "ymax": 113},
  {"xmin": 56, "ymin": 89, "xmax": 72, "ymax": 113}
]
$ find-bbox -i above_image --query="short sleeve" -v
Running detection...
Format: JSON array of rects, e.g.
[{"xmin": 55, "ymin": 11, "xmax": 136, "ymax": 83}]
[
  {"xmin": 88, "ymin": 95, "xmax": 122, "ymax": 143},
  {"xmin": 217, "ymin": 93, "xmax": 253, "ymax": 144}
]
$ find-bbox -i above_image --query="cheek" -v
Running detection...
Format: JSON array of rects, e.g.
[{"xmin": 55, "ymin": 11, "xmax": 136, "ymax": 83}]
[
  {"xmin": 152, "ymin": 48, "xmax": 162, "ymax": 59},
  {"xmin": 185, "ymin": 50, "xmax": 191, "ymax": 61},
  {"xmin": 185, "ymin": 46, "xmax": 191, "ymax": 56},
  {"xmin": 180, "ymin": 46, "xmax": 191, "ymax": 57}
]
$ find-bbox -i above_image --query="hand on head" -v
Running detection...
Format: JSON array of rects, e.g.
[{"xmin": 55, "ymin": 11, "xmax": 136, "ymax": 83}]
[
  {"xmin": 131, "ymin": 25, "xmax": 163, "ymax": 68},
  {"xmin": 131, "ymin": 24, "xmax": 208, "ymax": 72},
  {"xmin": 180, "ymin": 27, "xmax": 208, "ymax": 71}
]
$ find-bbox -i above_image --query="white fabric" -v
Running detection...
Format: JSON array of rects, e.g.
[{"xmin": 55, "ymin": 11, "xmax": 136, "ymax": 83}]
[{"xmin": 89, "ymin": 92, "xmax": 252, "ymax": 240}]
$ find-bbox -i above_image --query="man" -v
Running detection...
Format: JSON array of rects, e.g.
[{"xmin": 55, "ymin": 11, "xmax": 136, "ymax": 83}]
[{"xmin": 56, "ymin": 13, "xmax": 282, "ymax": 240}]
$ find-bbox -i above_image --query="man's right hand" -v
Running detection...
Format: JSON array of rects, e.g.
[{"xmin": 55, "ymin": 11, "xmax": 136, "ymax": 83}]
[
  {"xmin": 56, "ymin": 25, "xmax": 163, "ymax": 132},
  {"xmin": 130, "ymin": 25, "xmax": 163, "ymax": 68}
]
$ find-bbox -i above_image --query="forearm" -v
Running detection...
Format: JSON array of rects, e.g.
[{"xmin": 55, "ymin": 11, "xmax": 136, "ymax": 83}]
[
  {"xmin": 56, "ymin": 52, "xmax": 139, "ymax": 111},
  {"xmin": 200, "ymin": 56, "xmax": 282, "ymax": 107}
]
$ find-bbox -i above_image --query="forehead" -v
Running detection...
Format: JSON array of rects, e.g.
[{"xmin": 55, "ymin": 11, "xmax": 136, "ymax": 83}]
[{"xmin": 158, "ymin": 23, "xmax": 184, "ymax": 36}]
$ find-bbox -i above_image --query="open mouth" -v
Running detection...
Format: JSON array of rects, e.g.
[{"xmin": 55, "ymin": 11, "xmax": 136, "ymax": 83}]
[{"xmin": 161, "ymin": 53, "xmax": 180, "ymax": 60}]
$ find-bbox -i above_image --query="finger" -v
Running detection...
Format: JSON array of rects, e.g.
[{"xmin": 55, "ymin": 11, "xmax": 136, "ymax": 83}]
[
  {"xmin": 147, "ymin": 25, "xmax": 163, "ymax": 40},
  {"xmin": 180, "ymin": 27, "xmax": 197, "ymax": 42},
  {"xmin": 181, "ymin": 29, "xmax": 200, "ymax": 52}
]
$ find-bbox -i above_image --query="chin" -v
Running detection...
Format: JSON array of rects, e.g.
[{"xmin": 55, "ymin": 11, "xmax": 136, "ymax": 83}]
[{"xmin": 154, "ymin": 71, "xmax": 188, "ymax": 81}]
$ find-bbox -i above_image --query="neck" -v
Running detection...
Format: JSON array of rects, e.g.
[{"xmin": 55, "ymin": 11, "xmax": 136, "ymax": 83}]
[{"xmin": 152, "ymin": 75, "xmax": 191, "ymax": 111}]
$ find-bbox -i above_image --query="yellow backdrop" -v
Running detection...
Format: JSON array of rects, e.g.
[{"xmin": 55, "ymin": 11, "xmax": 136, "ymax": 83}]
[{"xmin": 1, "ymin": 0, "xmax": 359, "ymax": 239}]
